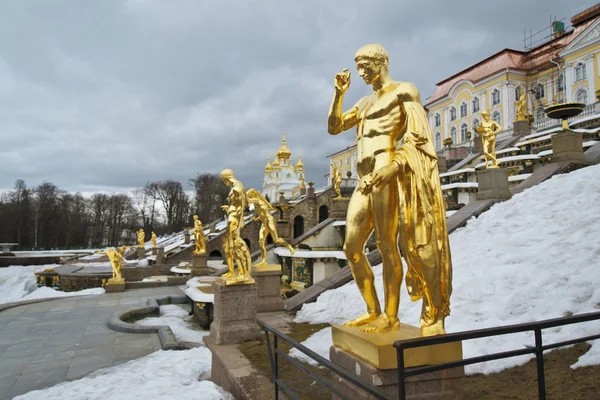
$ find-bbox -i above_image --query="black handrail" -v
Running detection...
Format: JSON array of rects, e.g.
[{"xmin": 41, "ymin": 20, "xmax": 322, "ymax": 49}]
[
  {"xmin": 262, "ymin": 324, "xmax": 394, "ymax": 400},
  {"xmin": 393, "ymin": 310, "xmax": 600, "ymax": 400}
]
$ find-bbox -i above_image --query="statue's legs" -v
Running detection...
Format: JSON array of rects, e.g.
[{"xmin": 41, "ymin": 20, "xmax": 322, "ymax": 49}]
[
  {"xmin": 361, "ymin": 182, "xmax": 401, "ymax": 333},
  {"xmin": 256, "ymin": 225, "xmax": 268, "ymax": 267},
  {"xmin": 343, "ymin": 188, "xmax": 379, "ymax": 326},
  {"xmin": 266, "ymin": 216, "xmax": 294, "ymax": 254}
]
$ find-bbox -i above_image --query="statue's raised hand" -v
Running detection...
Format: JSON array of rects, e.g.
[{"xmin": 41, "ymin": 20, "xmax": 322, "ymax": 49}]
[{"xmin": 334, "ymin": 68, "xmax": 351, "ymax": 94}]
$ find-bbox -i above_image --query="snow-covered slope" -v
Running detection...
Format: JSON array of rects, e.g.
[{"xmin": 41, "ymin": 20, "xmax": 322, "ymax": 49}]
[{"xmin": 295, "ymin": 164, "xmax": 600, "ymax": 374}]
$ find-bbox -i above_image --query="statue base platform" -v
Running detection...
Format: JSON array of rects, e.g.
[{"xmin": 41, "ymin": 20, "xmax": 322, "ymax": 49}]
[
  {"xmin": 251, "ymin": 264, "xmax": 284, "ymax": 312},
  {"xmin": 476, "ymin": 168, "xmax": 512, "ymax": 201},
  {"xmin": 210, "ymin": 280, "xmax": 260, "ymax": 345},
  {"xmin": 513, "ymin": 119, "xmax": 531, "ymax": 137},
  {"xmin": 152, "ymin": 247, "xmax": 157, "ymax": 255},
  {"xmin": 137, "ymin": 247, "xmax": 145, "ymax": 259},
  {"xmin": 192, "ymin": 253, "xmax": 210, "ymax": 276},
  {"xmin": 184, "ymin": 233, "xmax": 190, "ymax": 244},
  {"xmin": 332, "ymin": 324, "xmax": 462, "ymax": 370},
  {"xmin": 105, "ymin": 278, "xmax": 125, "ymax": 293},
  {"xmin": 551, "ymin": 130, "xmax": 587, "ymax": 163},
  {"xmin": 330, "ymin": 343, "xmax": 464, "ymax": 400},
  {"xmin": 156, "ymin": 247, "xmax": 165, "ymax": 264},
  {"xmin": 216, "ymin": 275, "xmax": 255, "ymax": 286},
  {"xmin": 333, "ymin": 196, "xmax": 347, "ymax": 201}
]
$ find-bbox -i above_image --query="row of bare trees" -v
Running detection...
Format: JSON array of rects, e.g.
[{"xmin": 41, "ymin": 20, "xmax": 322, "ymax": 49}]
[{"xmin": 0, "ymin": 173, "xmax": 230, "ymax": 250}]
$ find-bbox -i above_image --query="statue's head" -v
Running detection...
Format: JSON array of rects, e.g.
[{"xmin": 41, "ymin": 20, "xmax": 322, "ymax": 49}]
[
  {"xmin": 481, "ymin": 110, "xmax": 490, "ymax": 121},
  {"xmin": 247, "ymin": 188, "xmax": 258, "ymax": 200},
  {"xmin": 193, "ymin": 215, "xmax": 198, "ymax": 221},
  {"xmin": 354, "ymin": 44, "xmax": 389, "ymax": 85},
  {"xmin": 220, "ymin": 169, "xmax": 235, "ymax": 186}
]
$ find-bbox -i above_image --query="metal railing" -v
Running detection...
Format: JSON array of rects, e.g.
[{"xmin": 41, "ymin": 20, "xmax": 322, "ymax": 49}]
[
  {"xmin": 262, "ymin": 324, "xmax": 394, "ymax": 400},
  {"xmin": 394, "ymin": 310, "xmax": 600, "ymax": 400}
]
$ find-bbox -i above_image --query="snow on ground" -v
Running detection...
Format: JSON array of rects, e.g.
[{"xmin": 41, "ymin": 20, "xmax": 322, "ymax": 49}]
[
  {"xmin": 294, "ymin": 164, "xmax": 600, "ymax": 375},
  {"xmin": 15, "ymin": 347, "xmax": 232, "ymax": 400},
  {"xmin": 136, "ymin": 304, "xmax": 209, "ymax": 344},
  {"xmin": 0, "ymin": 264, "xmax": 104, "ymax": 305}
]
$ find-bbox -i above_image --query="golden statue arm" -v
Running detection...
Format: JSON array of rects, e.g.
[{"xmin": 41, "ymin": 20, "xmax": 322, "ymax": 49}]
[{"xmin": 328, "ymin": 69, "xmax": 358, "ymax": 135}]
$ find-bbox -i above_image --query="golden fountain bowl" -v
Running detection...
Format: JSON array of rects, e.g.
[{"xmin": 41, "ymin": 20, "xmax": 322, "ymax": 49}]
[{"xmin": 544, "ymin": 102, "xmax": 586, "ymax": 121}]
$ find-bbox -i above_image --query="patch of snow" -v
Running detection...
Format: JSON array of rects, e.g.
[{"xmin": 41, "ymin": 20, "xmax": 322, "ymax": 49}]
[
  {"xmin": 294, "ymin": 164, "xmax": 600, "ymax": 375},
  {"xmin": 289, "ymin": 327, "xmax": 332, "ymax": 366},
  {"xmin": 15, "ymin": 347, "xmax": 232, "ymax": 400},
  {"xmin": 21, "ymin": 287, "xmax": 105, "ymax": 301},
  {"xmin": 439, "ymin": 168, "xmax": 476, "ymax": 178},
  {"xmin": 274, "ymin": 248, "xmax": 347, "ymax": 260},
  {"xmin": 136, "ymin": 304, "xmax": 209, "ymax": 344},
  {"xmin": 441, "ymin": 182, "xmax": 478, "ymax": 190},
  {"xmin": 185, "ymin": 286, "xmax": 214, "ymax": 304},
  {"xmin": 171, "ymin": 267, "xmax": 191, "ymax": 274}
]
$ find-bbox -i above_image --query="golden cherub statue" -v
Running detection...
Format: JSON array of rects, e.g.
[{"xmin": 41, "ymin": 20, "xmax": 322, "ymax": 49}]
[
  {"xmin": 327, "ymin": 44, "xmax": 452, "ymax": 335},
  {"xmin": 193, "ymin": 215, "xmax": 207, "ymax": 254},
  {"xmin": 515, "ymin": 92, "xmax": 527, "ymax": 121},
  {"xmin": 474, "ymin": 110, "xmax": 501, "ymax": 168},
  {"xmin": 247, "ymin": 188, "xmax": 294, "ymax": 267},
  {"xmin": 331, "ymin": 163, "xmax": 343, "ymax": 199},
  {"xmin": 151, "ymin": 232, "xmax": 157, "ymax": 248},
  {"xmin": 219, "ymin": 169, "xmax": 254, "ymax": 285},
  {"xmin": 137, "ymin": 228, "xmax": 145, "ymax": 249}
]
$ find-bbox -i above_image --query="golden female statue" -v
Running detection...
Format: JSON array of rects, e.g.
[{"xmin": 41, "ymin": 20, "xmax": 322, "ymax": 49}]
[
  {"xmin": 247, "ymin": 188, "xmax": 294, "ymax": 266},
  {"xmin": 328, "ymin": 44, "xmax": 452, "ymax": 334},
  {"xmin": 137, "ymin": 229, "xmax": 145, "ymax": 249},
  {"xmin": 193, "ymin": 215, "xmax": 207, "ymax": 254},
  {"xmin": 151, "ymin": 232, "xmax": 157, "ymax": 248},
  {"xmin": 515, "ymin": 92, "xmax": 527, "ymax": 121},
  {"xmin": 96, "ymin": 248, "xmax": 125, "ymax": 282},
  {"xmin": 474, "ymin": 111, "xmax": 501, "ymax": 168},
  {"xmin": 220, "ymin": 169, "xmax": 253, "ymax": 284},
  {"xmin": 330, "ymin": 163, "xmax": 343, "ymax": 199}
]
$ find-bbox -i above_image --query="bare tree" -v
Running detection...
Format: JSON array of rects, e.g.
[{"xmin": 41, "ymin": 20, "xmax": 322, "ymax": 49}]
[{"xmin": 190, "ymin": 173, "xmax": 229, "ymax": 224}]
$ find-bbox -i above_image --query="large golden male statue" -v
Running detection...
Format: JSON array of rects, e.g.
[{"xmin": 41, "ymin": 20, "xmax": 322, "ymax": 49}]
[{"xmin": 328, "ymin": 44, "xmax": 452, "ymax": 334}]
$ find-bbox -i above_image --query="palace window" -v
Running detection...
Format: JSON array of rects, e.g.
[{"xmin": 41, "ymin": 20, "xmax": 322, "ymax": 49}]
[
  {"xmin": 491, "ymin": 89, "xmax": 500, "ymax": 106},
  {"xmin": 450, "ymin": 127, "xmax": 457, "ymax": 144},
  {"xmin": 576, "ymin": 89, "xmax": 588, "ymax": 104},
  {"xmin": 534, "ymin": 83, "xmax": 545, "ymax": 100},
  {"xmin": 346, "ymin": 156, "xmax": 350, "ymax": 165},
  {"xmin": 535, "ymin": 107, "xmax": 545, "ymax": 122},
  {"xmin": 450, "ymin": 107, "xmax": 457, "ymax": 121},
  {"xmin": 515, "ymin": 86, "xmax": 522, "ymax": 99},
  {"xmin": 460, "ymin": 123, "xmax": 468, "ymax": 142},
  {"xmin": 435, "ymin": 132, "xmax": 442, "ymax": 150},
  {"xmin": 575, "ymin": 62, "xmax": 587, "ymax": 81},
  {"xmin": 460, "ymin": 102, "xmax": 468, "ymax": 118},
  {"xmin": 472, "ymin": 97, "xmax": 480, "ymax": 113},
  {"xmin": 556, "ymin": 74, "xmax": 565, "ymax": 93},
  {"xmin": 434, "ymin": 113, "xmax": 441, "ymax": 127},
  {"xmin": 492, "ymin": 111, "xmax": 502, "ymax": 126},
  {"xmin": 338, "ymin": 159, "xmax": 342, "ymax": 167},
  {"xmin": 472, "ymin": 118, "xmax": 480, "ymax": 130}
]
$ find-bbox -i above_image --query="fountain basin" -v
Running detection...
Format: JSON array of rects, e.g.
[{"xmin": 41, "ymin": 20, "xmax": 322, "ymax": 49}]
[{"xmin": 544, "ymin": 102, "xmax": 585, "ymax": 120}]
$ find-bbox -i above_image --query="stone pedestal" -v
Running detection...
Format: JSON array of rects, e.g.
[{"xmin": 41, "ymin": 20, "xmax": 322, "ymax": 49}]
[
  {"xmin": 156, "ymin": 247, "xmax": 165, "ymax": 264},
  {"xmin": 331, "ymin": 197, "xmax": 350, "ymax": 219},
  {"xmin": 551, "ymin": 130, "xmax": 586, "ymax": 163},
  {"xmin": 152, "ymin": 247, "xmax": 157, "ymax": 255},
  {"xmin": 192, "ymin": 253, "xmax": 210, "ymax": 276},
  {"xmin": 137, "ymin": 247, "xmax": 145, "ymax": 259},
  {"xmin": 210, "ymin": 280, "xmax": 260, "ymax": 345},
  {"xmin": 184, "ymin": 233, "xmax": 191, "ymax": 244},
  {"xmin": 476, "ymin": 168, "xmax": 512, "ymax": 201},
  {"xmin": 251, "ymin": 264, "xmax": 284, "ymax": 312},
  {"xmin": 437, "ymin": 156, "xmax": 448, "ymax": 174},
  {"xmin": 513, "ymin": 119, "xmax": 531, "ymax": 137},
  {"xmin": 104, "ymin": 278, "xmax": 125, "ymax": 293},
  {"xmin": 330, "ymin": 345, "xmax": 464, "ymax": 400}
]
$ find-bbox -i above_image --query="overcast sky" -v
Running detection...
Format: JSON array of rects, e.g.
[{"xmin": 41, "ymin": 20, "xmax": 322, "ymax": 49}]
[{"xmin": 0, "ymin": 0, "xmax": 596, "ymax": 195}]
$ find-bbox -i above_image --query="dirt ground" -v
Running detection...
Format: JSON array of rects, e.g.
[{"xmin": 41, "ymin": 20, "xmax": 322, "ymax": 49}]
[{"xmin": 240, "ymin": 323, "xmax": 600, "ymax": 400}]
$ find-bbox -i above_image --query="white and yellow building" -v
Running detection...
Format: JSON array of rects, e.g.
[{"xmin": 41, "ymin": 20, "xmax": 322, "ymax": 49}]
[
  {"xmin": 262, "ymin": 133, "xmax": 306, "ymax": 202},
  {"xmin": 426, "ymin": 4, "xmax": 600, "ymax": 150},
  {"xmin": 325, "ymin": 142, "xmax": 357, "ymax": 185}
]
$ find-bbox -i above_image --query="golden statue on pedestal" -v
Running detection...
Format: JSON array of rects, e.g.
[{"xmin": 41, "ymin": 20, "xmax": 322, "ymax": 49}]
[
  {"xmin": 193, "ymin": 215, "xmax": 207, "ymax": 254},
  {"xmin": 331, "ymin": 163, "xmax": 343, "ymax": 199},
  {"xmin": 474, "ymin": 110, "xmax": 501, "ymax": 168},
  {"xmin": 515, "ymin": 92, "xmax": 527, "ymax": 121},
  {"xmin": 95, "ymin": 247, "xmax": 131, "ymax": 283},
  {"xmin": 137, "ymin": 229, "xmax": 145, "ymax": 248},
  {"xmin": 327, "ymin": 44, "xmax": 452, "ymax": 335},
  {"xmin": 247, "ymin": 188, "xmax": 294, "ymax": 267},
  {"xmin": 151, "ymin": 232, "xmax": 157, "ymax": 248},
  {"xmin": 219, "ymin": 169, "xmax": 254, "ymax": 285}
]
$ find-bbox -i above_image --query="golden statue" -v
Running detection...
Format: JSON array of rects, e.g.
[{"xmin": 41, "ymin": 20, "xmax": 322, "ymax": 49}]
[
  {"xmin": 247, "ymin": 188, "xmax": 294, "ymax": 266},
  {"xmin": 515, "ymin": 92, "xmax": 527, "ymax": 121},
  {"xmin": 219, "ymin": 169, "xmax": 254, "ymax": 284},
  {"xmin": 151, "ymin": 232, "xmax": 157, "ymax": 248},
  {"xmin": 327, "ymin": 44, "xmax": 452, "ymax": 334},
  {"xmin": 95, "ymin": 247, "xmax": 125, "ymax": 282},
  {"xmin": 193, "ymin": 215, "xmax": 207, "ymax": 254},
  {"xmin": 331, "ymin": 163, "xmax": 343, "ymax": 199},
  {"xmin": 474, "ymin": 110, "xmax": 501, "ymax": 168},
  {"xmin": 300, "ymin": 175, "xmax": 306, "ymax": 189},
  {"xmin": 137, "ymin": 228, "xmax": 145, "ymax": 248}
]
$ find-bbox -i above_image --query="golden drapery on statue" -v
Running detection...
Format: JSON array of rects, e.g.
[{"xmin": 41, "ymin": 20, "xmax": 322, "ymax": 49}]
[
  {"xmin": 151, "ymin": 232, "xmax": 157, "ymax": 248},
  {"xmin": 474, "ymin": 110, "xmax": 501, "ymax": 168},
  {"xmin": 247, "ymin": 188, "xmax": 294, "ymax": 266},
  {"xmin": 327, "ymin": 44, "xmax": 452, "ymax": 335},
  {"xmin": 219, "ymin": 169, "xmax": 254, "ymax": 285},
  {"xmin": 193, "ymin": 215, "xmax": 207, "ymax": 254}
]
